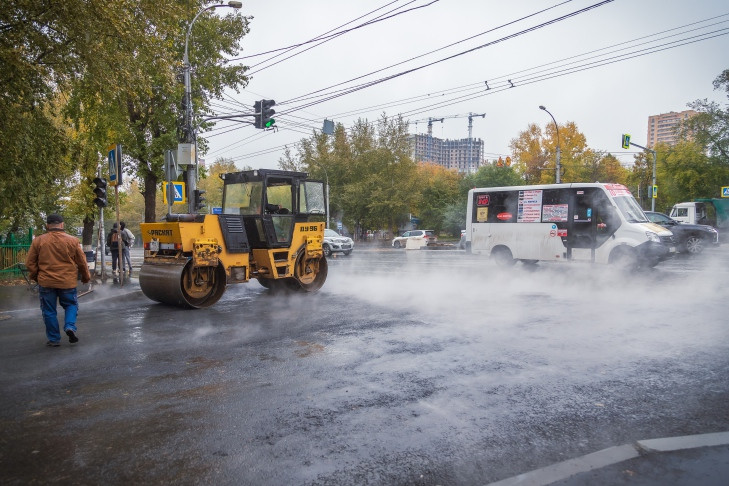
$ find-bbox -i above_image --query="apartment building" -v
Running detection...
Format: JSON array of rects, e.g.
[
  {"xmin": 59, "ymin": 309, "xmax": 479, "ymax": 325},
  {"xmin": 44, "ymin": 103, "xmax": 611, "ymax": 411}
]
[
  {"xmin": 646, "ymin": 109, "xmax": 696, "ymax": 148},
  {"xmin": 410, "ymin": 134, "xmax": 484, "ymax": 173}
]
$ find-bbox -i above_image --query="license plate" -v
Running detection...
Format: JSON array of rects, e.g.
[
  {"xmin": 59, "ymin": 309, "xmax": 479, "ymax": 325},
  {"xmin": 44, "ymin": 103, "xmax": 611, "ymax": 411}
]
[{"xmin": 149, "ymin": 239, "xmax": 159, "ymax": 252}]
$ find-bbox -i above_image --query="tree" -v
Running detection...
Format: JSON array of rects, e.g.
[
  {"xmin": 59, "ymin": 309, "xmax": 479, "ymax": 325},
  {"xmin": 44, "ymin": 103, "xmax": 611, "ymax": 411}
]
[
  {"xmin": 510, "ymin": 123, "xmax": 546, "ymax": 184},
  {"xmin": 0, "ymin": 1, "xmax": 251, "ymax": 236},
  {"xmin": 655, "ymin": 141, "xmax": 729, "ymax": 210},
  {"xmin": 681, "ymin": 68, "xmax": 729, "ymax": 163},
  {"xmin": 197, "ymin": 158, "xmax": 238, "ymax": 210},
  {"xmin": 413, "ymin": 163, "xmax": 461, "ymax": 233},
  {"xmin": 626, "ymin": 151, "xmax": 653, "ymax": 209},
  {"xmin": 568, "ymin": 150, "xmax": 629, "ymax": 184},
  {"xmin": 284, "ymin": 114, "xmax": 418, "ymax": 238}
]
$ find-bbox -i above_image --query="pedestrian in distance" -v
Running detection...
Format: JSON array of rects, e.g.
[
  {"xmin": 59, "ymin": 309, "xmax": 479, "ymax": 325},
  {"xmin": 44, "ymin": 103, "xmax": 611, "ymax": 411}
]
[
  {"xmin": 106, "ymin": 222, "xmax": 130, "ymax": 282},
  {"xmin": 25, "ymin": 213, "xmax": 91, "ymax": 347},
  {"xmin": 120, "ymin": 221, "xmax": 135, "ymax": 277}
]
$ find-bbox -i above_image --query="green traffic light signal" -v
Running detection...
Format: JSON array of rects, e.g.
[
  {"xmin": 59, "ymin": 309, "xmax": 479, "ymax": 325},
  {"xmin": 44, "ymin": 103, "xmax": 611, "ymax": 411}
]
[{"xmin": 261, "ymin": 99, "xmax": 276, "ymax": 129}]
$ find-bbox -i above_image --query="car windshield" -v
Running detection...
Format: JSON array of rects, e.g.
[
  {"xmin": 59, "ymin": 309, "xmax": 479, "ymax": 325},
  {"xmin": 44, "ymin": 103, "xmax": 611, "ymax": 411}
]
[
  {"xmin": 613, "ymin": 196, "xmax": 648, "ymax": 223},
  {"xmin": 648, "ymin": 212, "xmax": 671, "ymax": 223},
  {"xmin": 324, "ymin": 229, "xmax": 339, "ymax": 237}
]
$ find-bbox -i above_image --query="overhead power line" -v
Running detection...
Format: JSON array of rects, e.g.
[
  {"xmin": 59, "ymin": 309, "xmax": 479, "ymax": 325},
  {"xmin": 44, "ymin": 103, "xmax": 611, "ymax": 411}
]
[{"xmin": 204, "ymin": 11, "xmax": 727, "ymax": 162}]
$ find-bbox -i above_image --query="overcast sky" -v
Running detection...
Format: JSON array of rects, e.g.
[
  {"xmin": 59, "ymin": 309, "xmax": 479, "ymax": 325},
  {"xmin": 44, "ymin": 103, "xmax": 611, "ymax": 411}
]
[{"xmin": 201, "ymin": 0, "xmax": 728, "ymax": 171}]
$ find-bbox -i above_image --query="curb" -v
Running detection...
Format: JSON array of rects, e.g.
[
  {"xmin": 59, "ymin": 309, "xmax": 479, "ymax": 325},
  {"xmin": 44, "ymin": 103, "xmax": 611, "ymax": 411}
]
[{"xmin": 487, "ymin": 431, "xmax": 729, "ymax": 486}]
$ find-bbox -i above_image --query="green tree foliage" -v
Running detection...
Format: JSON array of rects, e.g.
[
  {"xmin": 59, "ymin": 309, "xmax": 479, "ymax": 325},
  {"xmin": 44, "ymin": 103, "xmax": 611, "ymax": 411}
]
[
  {"xmin": 626, "ymin": 151, "xmax": 653, "ymax": 209},
  {"xmin": 681, "ymin": 69, "xmax": 729, "ymax": 163},
  {"xmin": 655, "ymin": 141, "xmax": 729, "ymax": 209},
  {"xmin": 0, "ymin": 1, "xmax": 250, "ymax": 235},
  {"xmin": 280, "ymin": 114, "xmax": 418, "ymax": 237},
  {"xmin": 197, "ymin": 158, "xmax": 238, "ymax": 210},
  {"xmin": 414, "ymin": 163, "xmax": 462, "ymax": 233}
]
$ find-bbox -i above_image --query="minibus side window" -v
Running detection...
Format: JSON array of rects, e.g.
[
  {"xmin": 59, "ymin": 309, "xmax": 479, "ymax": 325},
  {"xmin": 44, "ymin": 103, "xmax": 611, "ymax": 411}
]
[
  {"xmin": 595, "ymin": 191, "xmax": 620, "ymax": 244},
  {"xmin": 490, "ymin": 192, "xmax": 518, "ymax": 223}
]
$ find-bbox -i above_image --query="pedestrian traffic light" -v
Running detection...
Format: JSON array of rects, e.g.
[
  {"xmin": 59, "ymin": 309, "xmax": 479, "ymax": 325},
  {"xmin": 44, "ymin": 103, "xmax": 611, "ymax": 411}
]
[
  {"xmin": 92, "ymin": 177, "xmax": 107, "ymax": 208},
  {"xmin": 253, "ymin": 100, "xmax": 262, "ymax": 129},
  {"xmin": 193, "ymin": 189, "xmax": 206, "ymax": 211},
  {"xmin": 261, "ymin": 99, "xmax": 276, "ymax": 128}
]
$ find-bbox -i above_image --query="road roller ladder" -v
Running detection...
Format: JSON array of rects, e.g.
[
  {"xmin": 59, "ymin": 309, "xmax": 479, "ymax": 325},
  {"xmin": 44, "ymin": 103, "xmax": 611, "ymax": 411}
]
[{"xmin": 139, "ymin": 169, "xmax": 328, "ymax": 308}]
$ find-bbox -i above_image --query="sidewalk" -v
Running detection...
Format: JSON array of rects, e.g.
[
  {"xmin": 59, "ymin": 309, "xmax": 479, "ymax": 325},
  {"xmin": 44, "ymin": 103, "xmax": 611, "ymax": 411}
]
[
  {"xmin": 489, "ymin": 431, "xmax": 729, "ymax": 486},
  {"xmin": 0, "ymin": 274, "xmax": 141, "ymax": 315}
]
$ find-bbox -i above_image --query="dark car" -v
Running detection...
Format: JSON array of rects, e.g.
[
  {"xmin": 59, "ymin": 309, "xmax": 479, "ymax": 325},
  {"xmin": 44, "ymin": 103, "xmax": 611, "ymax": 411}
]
[{"xmin": 644, "ymin": 211, "xmax": 719, "ymax": 254}]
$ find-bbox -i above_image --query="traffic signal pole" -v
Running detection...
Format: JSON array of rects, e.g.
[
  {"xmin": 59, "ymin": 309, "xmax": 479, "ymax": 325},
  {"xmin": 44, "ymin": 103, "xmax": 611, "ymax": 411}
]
[{"xmin": 623, "ymin": 136, "xmax": 657, "ymax": 211}]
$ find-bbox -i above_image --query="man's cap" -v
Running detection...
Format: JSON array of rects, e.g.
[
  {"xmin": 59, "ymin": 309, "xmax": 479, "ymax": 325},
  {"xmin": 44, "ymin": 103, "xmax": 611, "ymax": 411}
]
[{"xmin": 46, "ymin": 213, "xmax": 64, "ymax": 225}]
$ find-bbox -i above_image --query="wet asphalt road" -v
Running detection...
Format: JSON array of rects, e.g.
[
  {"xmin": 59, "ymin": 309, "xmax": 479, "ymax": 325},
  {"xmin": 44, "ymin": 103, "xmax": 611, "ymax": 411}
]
[{"xmin": 1, "ymin": 245, "xmax": 728, "ymax": 485}]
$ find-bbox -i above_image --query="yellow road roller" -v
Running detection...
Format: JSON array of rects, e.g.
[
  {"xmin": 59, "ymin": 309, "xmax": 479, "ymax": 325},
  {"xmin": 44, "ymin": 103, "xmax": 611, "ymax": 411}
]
[{"xmin": 139, "ymin": 169, "xmax": 328, "ymax": 308}]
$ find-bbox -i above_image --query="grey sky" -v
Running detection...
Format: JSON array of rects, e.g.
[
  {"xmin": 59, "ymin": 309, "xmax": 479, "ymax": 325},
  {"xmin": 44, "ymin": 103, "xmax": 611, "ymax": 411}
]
[{"xmin": 202, "ymin": 0, "xmax": 729, "ymax": 170}]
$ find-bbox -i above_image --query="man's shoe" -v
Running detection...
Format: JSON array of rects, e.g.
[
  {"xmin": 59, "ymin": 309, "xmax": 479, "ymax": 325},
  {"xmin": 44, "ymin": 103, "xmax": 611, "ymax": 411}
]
[
  {"xmin": 46, "ymin": 341, "xmax": 60, "ymax": 347},
  {"xmin": 66, "ymin": 330, "xmax": 79, "ymax": 343}
]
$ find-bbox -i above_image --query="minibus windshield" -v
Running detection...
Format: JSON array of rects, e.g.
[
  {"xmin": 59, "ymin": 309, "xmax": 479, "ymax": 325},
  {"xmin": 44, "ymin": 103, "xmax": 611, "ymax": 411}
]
[{"xmin": 613, "ymin": 195, "xmax": 648, "ymax": 223}]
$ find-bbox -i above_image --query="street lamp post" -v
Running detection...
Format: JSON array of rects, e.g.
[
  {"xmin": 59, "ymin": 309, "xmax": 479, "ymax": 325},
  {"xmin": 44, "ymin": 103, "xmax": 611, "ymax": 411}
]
[
  {"xmin": 181, "ymin": 1, "xmax": 242, "ymax": 213},
  {"xmin": 539, "ymin": 105, "xmax": 561, "ymax": 184}
]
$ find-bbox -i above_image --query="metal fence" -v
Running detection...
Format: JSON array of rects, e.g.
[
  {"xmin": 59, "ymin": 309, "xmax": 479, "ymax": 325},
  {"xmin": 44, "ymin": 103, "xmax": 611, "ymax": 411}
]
[{"xmin": 0, "ymin": 230, "xmax": 33, "ymax": 276}]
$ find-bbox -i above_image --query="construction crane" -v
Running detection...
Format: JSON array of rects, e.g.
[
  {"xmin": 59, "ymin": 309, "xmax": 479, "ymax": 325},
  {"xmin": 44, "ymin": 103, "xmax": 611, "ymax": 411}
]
[
  {"xmin": 468, "ymin": 113, "xmax": 486, "ymax": 174},
  {"xmin": 409, "ymin": 113, "xmax": 486, "ymax": 170}
]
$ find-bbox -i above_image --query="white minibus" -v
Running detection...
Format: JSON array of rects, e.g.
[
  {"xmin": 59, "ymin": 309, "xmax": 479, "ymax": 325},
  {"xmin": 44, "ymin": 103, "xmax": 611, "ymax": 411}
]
[{"xmin": 465, "ymin": 183, "xmax": 676, "ymax": 268}]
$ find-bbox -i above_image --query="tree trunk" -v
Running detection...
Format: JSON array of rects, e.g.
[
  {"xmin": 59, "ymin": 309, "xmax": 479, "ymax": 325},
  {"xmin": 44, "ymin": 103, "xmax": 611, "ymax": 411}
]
[
  {"xmin": 82, "ymin": 216, "xmax": 95, "ymax": 246},
  {"xmin": 144, "ymin": 171, "xmax": 158, "ymax": 223}
]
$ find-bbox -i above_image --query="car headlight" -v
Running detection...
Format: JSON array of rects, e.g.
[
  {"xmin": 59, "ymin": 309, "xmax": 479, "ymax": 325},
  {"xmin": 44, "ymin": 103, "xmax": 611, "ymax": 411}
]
[{"xmin": 645, "ymin": 231, "xmax": 660, "ymax": 243}]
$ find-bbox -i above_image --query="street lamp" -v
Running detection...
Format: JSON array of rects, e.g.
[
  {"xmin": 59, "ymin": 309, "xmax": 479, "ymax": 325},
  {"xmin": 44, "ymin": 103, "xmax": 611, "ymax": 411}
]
[
  {"xmin": 539, "ymin": 105, "xmax": 561, "ymax": 184},
  {"xmin": 183, "ymin": 1, "xmax": 242, "ymax": 143},
  {"xmin": 181, "ymin": 1, "xmax": 242, "ymax": 213}
]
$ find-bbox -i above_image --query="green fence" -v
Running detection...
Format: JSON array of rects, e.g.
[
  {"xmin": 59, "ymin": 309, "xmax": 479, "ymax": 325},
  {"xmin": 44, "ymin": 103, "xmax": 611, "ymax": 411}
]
[{"xmin": 1, "ymin": 230, "xmax": 33, "ymax": 276}]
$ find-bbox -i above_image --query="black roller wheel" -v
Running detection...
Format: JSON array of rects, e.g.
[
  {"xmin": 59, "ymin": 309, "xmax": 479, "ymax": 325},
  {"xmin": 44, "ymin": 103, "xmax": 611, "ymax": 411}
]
[{"xmin": 287, "ymin": 254, "xmax": 328, "ymax": 292}]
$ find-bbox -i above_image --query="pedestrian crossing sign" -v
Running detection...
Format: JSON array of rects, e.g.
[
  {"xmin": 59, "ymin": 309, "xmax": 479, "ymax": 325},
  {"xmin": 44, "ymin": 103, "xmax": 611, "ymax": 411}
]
[
  {"xmin": 722, "ymin": 186, "xmax": 729, "ymax": 198},
  {"xmin": 163, "ymin": 181, "xmax": 186, "ymax": 205}
]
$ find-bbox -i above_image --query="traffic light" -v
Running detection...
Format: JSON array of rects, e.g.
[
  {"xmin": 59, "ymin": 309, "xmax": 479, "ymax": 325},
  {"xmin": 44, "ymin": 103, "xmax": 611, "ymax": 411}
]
[
  {"xmin": 92, "ymin": 177, "xmax": 107, "ymax": 208},
  {"xmin": 193, "ymin": 189, "xmax": 206, "ymax": 211},
  {"xmin": 261, "ymin": 99, "xmax": 276, "ymax": 128},
  {"xmin": 253, "ymin": 100, "xmax": 262, "ymax": 129}
]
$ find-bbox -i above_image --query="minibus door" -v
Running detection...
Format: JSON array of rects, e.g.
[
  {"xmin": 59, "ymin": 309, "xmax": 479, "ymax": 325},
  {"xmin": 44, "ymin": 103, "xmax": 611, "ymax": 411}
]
[{"xmin": 568, "ymin": 190, "xmax": 597, "ymax": 262}]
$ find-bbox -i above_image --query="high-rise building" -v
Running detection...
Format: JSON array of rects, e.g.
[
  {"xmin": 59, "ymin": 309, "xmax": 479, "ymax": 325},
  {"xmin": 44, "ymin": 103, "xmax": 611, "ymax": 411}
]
[
  {"xmin": 409, "ymin": 134, "xmax": 484, "ymax": 173},
  {"xmin": 646, "ymin": 109, "xmax": 696, "ymax": 148}
]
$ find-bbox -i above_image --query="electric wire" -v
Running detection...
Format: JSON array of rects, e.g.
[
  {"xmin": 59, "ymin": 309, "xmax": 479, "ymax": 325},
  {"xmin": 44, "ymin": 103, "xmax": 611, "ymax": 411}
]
[
  {"xmin": 244, "ymin": 1, "xmax": 442, "ymax": 75},
  {"xmin": 204, "ymin": 12, "xmax": 727, "ymax": 163}
]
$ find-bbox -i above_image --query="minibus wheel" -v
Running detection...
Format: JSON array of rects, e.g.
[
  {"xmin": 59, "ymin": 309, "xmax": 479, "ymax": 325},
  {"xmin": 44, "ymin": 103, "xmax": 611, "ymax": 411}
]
[
  {"xmin": 609, "ymin": 246, "xmax": 638, "ymax": 270},
  {"xmin": 492, "ymin": 246, "xmax": 516, "ymax": 267}
]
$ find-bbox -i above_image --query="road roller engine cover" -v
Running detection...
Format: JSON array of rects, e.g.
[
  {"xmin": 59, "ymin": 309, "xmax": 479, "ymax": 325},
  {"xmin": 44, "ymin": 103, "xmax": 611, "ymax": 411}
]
[{"xmin": 139, "ymin": 169, "xmax": 328, "ymax": 308}]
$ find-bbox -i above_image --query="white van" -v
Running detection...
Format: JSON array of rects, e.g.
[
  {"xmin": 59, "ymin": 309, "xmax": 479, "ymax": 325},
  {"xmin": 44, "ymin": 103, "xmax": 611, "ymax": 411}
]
[
  {"xmin": 669, "ymin": 202, "xmax": 709, "ymax": 225},
  {"xmin": 465, "ymin": 183, "xmax": 675, "ymax": 268}
]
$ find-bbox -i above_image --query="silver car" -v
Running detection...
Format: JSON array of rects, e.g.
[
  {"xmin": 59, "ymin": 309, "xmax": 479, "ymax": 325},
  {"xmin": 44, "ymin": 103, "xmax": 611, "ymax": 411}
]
[{"xmin": 323, "ymin": 229, "xmax": 354, "ymax": 256}]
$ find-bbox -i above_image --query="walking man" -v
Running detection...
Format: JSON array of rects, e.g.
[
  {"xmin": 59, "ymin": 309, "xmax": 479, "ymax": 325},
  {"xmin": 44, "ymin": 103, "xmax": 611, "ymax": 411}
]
[
  {"xmin": 120, "ymin": 221, "xmax": 135, "ymax": 277},
  {"xmin": 25, "ymin": 213, "xmax": 91, "ymax": 347}
]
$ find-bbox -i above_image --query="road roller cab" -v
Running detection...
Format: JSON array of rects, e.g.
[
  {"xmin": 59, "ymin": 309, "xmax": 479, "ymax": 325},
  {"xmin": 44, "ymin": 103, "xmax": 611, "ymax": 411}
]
[{"xmin": 139, "ymin": 169, "xmax": 328, "ymax": 308}]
